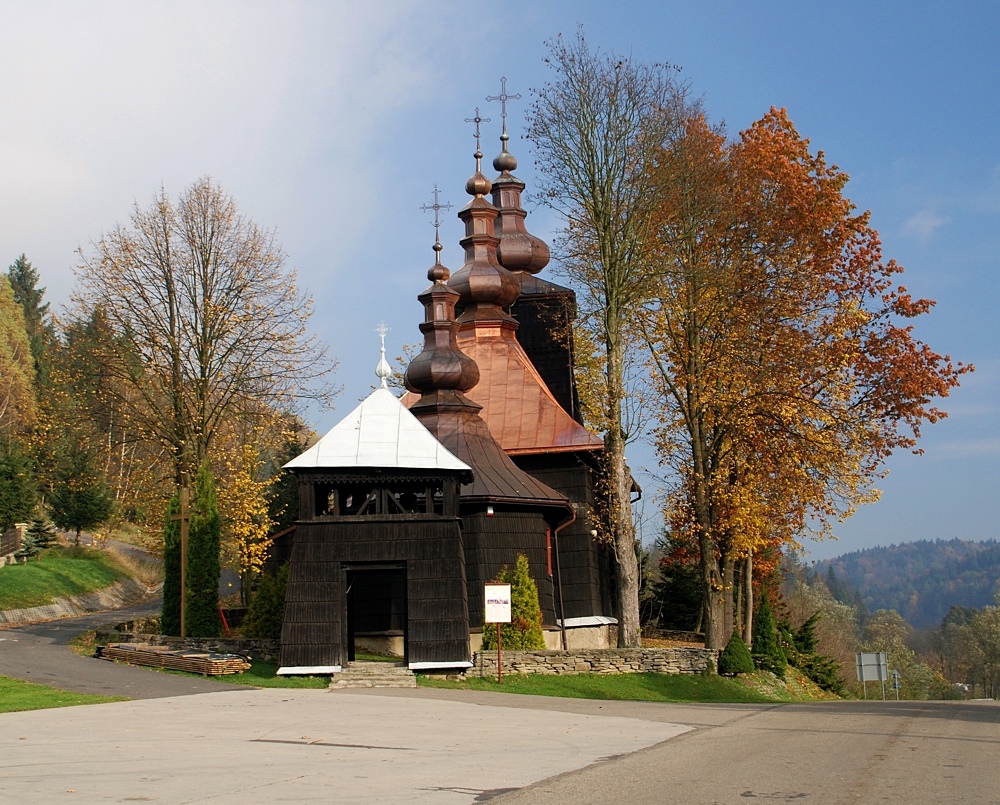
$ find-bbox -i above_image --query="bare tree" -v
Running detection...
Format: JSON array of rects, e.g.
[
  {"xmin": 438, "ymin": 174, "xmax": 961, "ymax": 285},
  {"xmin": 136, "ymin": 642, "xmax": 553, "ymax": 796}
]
[
  {"xmin": 73, "ymin": 177, "xmax": 335, "ymax": 484},
  {"xmin": 527, "ymin": 29, "xmax": 697, "ymax": 647}
]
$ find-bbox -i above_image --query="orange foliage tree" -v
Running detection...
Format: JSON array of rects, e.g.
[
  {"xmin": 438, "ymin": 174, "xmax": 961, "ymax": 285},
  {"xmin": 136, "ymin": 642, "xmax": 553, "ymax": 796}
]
[{"xmin": 640, "ymin": 109, "xmax": 970, "ymax": 649}]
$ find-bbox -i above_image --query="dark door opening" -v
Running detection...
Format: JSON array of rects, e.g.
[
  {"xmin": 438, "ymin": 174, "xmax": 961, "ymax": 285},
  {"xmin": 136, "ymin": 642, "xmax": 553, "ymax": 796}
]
[{"xmin": 345, "ymin": 565, "xmax": 407, "ymax": 662}]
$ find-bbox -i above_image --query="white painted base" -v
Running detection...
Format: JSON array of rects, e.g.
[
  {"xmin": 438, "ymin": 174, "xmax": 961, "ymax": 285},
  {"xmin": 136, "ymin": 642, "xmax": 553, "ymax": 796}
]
[{"xmin": 277, "ymin": 665, "xmax": 342, "ymax": 675}]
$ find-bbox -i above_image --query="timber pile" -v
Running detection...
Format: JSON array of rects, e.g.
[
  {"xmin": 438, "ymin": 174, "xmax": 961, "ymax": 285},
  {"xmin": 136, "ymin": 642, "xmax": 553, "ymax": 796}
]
[{"xmin": 98, "ymin": 643, "xmax": 251, "ymax": 675}]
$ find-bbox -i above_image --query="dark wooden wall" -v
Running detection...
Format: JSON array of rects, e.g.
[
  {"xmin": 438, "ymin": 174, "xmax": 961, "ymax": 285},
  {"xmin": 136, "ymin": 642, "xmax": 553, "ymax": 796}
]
[
  {"xmin": 512, "ymin": 453, "xmax": 617, "ymax": 622},
  {"xmin": 461, "ymin": 509, "xmax": 556, "ymax": 629},
  {"xmin": 279, "ymin": 516, "xmax": 469, "ymax": 669}
]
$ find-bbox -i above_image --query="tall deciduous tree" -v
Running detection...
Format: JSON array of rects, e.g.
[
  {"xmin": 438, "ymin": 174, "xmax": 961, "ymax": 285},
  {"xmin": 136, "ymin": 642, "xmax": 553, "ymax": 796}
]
[
  {"xmin": 640, "ymin": 110, "xmax": 969, "ymax": 649},
  {"xmin": 72, "ymin": 177, "xmax": 335, "ymax": 485},
  {"xmin": 0, "ymin": 276, "xmax": 36, "ymax": 437},
  {"xmin": 527, "ymin": 30, "xmax": 697, "ymax": 647}
]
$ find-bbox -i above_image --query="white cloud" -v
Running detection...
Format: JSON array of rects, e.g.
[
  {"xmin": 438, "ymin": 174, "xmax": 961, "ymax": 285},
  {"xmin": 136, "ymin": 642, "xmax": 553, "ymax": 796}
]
[{"xmin": 902, "ymin": 209, "xmax": 950, "ymax": 242}]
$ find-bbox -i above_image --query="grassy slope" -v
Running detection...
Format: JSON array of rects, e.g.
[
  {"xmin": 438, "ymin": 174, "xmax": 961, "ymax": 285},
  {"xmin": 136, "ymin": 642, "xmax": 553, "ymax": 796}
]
[
  {"xmin": 0, "ymin": 546, "xmax": 129, "ymax": 610},
  {"xmin": 0, "ymin": 676, "xmax": 126, "ymax": 714},
  {"xmin": 418, "ymin": 670, "xmax": 811, "ymax": 703}
]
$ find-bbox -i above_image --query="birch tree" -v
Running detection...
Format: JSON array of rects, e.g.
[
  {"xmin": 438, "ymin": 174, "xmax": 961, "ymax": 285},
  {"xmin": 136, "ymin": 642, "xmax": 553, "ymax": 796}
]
[{"xmin": 527, "ymin": 30, "xmax": 697, "ymax": 647}]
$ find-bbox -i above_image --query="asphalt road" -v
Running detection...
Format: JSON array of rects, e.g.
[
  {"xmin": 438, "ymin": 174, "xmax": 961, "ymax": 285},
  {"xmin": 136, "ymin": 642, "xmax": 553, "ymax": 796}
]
[{"xmin": 0, "ymin": 599, "xmax": 247, "ymax": 699}]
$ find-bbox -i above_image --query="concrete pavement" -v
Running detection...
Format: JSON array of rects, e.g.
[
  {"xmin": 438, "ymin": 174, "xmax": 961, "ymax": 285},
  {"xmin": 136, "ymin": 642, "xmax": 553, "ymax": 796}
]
[{"xmin": 0, "ymin": 687, "xmax": 692, "ymax": 804}]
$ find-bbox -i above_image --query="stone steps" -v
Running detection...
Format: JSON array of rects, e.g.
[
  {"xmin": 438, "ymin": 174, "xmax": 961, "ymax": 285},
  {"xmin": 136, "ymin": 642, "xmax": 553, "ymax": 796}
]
[{"xmin": 329, "ymin": 660, "xmax": 416, "ymax": 689}]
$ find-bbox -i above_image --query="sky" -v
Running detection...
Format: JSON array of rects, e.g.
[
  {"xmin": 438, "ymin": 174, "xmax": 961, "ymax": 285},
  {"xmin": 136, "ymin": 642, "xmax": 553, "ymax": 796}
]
[{"xmin": 2, "ymin": 1, "xmax": 997, "ymax": 562}]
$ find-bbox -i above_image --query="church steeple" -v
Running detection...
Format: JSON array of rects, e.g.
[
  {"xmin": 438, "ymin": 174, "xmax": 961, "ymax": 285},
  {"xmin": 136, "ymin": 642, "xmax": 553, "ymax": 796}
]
[
  {"xmin": 447, "ymin": 107, "xmax": 520, "ymax": 325},
  {"xmin": 405, "ymin": 186, "xmax": 480, "ymax": 403},
  {"xmin": 487, "ymin": 77, "xmax": 550, "ymax": 276}
]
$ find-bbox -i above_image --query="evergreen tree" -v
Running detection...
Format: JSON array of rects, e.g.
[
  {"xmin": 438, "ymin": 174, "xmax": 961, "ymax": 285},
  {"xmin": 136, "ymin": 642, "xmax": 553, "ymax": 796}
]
[
  {"xmin": 7, "ymin": 254, "xmax": 53, "ymax": 384},
  {"xmin": 242, "ymin": 563, "xmax": 290, "ymax": 640},
  {"xmin": 49, "ymin": 441, "xmax": 113, "ymax": 543},
  {"xmin": 162, "ymin": 488, "xmax": 182, "ymax": 636},
  {"xmin": 26, "ymin": 517, "xmax": 56, "ymax": 550},
  {"xmin": 0, "ymin": 438, "xmax": 37, "ymax": 531},
  {"xmin": 718, "ymin": 631, "xmax": 754, "ymax": 675},
  {"xmin": 482, "ymin": 554, "xmax": 546, "ymax": 650},
  {"xmin": 751, "ymin": 593, "xmax": 787, "ymax": 677},
  {"xmin": 162, "ymin": 464, "xmax": 222, "ymax": 637},
  {"xmin": 186, "ymin": 464, "xmax": 222, "ymax": 637}
]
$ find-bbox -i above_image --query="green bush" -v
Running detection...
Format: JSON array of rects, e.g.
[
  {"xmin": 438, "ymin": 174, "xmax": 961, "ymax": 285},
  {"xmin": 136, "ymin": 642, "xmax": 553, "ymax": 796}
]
[
  {"xmin": 481, "ymin": 554, "xmax": 546, "ymax": 651},
  {"xmin": 242, "ymin": 563, "xmax": 290, "ymax": 640},
  {"xmin": 718, "ymin": 631, "xmax": 754, "ymax": 675}
]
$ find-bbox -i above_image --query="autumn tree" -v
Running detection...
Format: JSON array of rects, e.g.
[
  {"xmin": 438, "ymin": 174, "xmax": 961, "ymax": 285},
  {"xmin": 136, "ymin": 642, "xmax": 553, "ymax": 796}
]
[
  {"xmin": 639, "ymin": 110, "xmax": 969, "ymax": 649},
  {"xmin": 527, "ymin": 29, "xmax": 697, "ymax": 647},
  {"xmin": 72, "ymin": 177, "xmax": 334, "ymax": 486},
  {"xmin": 0, "ymin": 276, "xmax": 36, "ymax": 437}
]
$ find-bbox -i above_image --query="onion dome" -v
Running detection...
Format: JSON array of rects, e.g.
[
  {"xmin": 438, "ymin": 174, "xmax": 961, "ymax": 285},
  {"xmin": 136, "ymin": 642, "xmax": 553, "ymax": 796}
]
[
  {"xmin": 447, "ymin": 108, "xmax": 520, "ymax": 321},
  {"xmin": 486, "ymin": 77, "xmax": 550, "ymax": 276},
  {"xmin": 404, "ymin": 199, "xmax": 480, "ymax": 398}
]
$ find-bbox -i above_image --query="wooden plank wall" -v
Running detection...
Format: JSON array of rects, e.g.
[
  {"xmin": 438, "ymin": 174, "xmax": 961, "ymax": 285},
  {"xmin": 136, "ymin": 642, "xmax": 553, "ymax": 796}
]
[
  {"xmin": 279, "ymin": 517, "xmax": 469, "ymax": 668},
  {"xmin": 462, "ymin": 509, "xmax": 555, "ymax": 629}
]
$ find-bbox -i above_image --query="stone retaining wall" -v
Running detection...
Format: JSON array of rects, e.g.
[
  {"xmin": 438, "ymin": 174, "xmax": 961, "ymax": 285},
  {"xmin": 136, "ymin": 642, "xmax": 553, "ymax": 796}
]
[
  {"xmin": 471, "ymin": 647, "xmax": 718, "ymax": 677},
  {"xmin": 0, "ymin": 579, "xmax": 156, "ymax": 626}
]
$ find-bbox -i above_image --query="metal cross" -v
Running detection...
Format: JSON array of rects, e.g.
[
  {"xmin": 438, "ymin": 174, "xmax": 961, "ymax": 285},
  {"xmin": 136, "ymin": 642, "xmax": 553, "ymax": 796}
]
[
  {"xmin": 464, "ymin": 107, "xmax": 491, "ymax": 153},
  {"xmin": 421, "ymin": 185, "xmax": 452, "ymax": 259},
  {"xmin": 487, "ymin": 76, "xmax": 521, "ymax": 134},
  {"xmin": 420, "ymin": 184, "xmax": 453, "ymax": 232}
]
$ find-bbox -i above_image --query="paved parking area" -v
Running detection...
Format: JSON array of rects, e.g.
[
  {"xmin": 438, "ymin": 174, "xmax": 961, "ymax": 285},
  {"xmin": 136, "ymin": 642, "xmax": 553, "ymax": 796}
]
[{"xmin": 0, "ymin": 687, "xmax": 690, "ymax": 804}]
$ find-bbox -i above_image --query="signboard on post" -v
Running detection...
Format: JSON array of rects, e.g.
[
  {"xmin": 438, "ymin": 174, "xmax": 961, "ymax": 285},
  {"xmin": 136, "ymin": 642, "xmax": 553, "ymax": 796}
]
[
  {"xmin": 485, "ymin": 584, "xmax": 512, "ymax": 624},
  {"xmin": 856, "ymin": 652, "xmax": 889, "ymax": 700},
  {"xmin": 485, "ymin": 584, "xmax": 512, "ymax": 683}
]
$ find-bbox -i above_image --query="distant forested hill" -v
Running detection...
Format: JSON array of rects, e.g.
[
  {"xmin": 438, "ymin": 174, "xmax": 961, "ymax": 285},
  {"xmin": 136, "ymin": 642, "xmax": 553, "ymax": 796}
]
[{"xmin": 815, "ymin": 539, "xmax": 1000, "ymax": 628}]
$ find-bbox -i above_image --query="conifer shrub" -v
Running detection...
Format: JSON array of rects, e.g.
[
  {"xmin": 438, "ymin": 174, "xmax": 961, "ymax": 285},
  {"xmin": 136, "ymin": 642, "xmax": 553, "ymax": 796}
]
[
  {"xmin": 481, "ymin": 554, "xmax": 546, "ymax": 650},
  {"xmin": 751, "ymin": 594, "xmax": 787, "ymax": 678},
  {"xmin": 718, "ymin": 631, "xmax": 754, "ymax": 676},
  {"xmin": 783, "ymin": 612, "xmax": 844, "ymax": 694},
  {"xmin": 242, "ymin": 563, "xmax": 290, "ymax": 640},
  {"xmin": 162, "ymin": 464, "xmax": 222, "ymax": 637}
]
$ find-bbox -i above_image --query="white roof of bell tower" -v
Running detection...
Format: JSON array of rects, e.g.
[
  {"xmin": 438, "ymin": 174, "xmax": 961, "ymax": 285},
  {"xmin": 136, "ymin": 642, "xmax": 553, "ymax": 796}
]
[{"xmin": 284, "ymin": 330, "xmax": 471, "ymax": 473}]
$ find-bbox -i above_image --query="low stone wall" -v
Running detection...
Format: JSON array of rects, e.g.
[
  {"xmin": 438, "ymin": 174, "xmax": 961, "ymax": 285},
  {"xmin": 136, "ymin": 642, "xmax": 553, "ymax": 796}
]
[
  {"xmin": 471, "ymin": 647, "xmax": 718, "ymax": 677},
  {"xmin": 94, "ymin": 629, "xmax": 281, "ymax": 664}
]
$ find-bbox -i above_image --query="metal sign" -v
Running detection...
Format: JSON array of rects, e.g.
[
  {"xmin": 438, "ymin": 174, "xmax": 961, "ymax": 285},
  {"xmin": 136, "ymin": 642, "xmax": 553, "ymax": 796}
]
[
  {"xmin": 484, "ymin": 584, "xmax": 512, "ymax": 624},
  {"xmin": 856, "ymin": 652, "xmax": 889, "ymax": 682}
]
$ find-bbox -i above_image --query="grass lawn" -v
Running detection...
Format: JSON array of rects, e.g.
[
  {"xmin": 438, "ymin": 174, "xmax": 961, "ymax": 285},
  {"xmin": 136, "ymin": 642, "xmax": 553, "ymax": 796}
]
[
  {"xmin": 418, "ymin": 671, "xmax": 781, "ymax": 703},
  {"xmin": 0, "ymin": 546, "xmax": 129, "ymax": 610},
  {"xmin": 0, "ymin": 675, "xmax": 127, "ymax": 714}
]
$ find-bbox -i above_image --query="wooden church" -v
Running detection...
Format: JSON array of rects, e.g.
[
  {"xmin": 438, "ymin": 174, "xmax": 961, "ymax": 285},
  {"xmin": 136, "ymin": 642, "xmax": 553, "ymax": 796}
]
[{"xmin": 276, "ymin": 95, "xmax": 618, "ymax": 674}]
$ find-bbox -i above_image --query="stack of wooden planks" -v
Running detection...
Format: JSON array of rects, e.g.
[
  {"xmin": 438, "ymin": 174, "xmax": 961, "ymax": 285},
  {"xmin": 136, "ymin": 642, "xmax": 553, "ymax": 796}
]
[{"xmin": 98, "ymin": 643, "xmax": 251, "ymax": 675}]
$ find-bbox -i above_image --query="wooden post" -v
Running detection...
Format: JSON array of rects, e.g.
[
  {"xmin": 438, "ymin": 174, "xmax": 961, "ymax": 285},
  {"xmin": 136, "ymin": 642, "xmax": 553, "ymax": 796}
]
[
  {"xmin": 497, "ymin": 622, "xmax": 502, "ymax": 684},
  {"xmin": 170, "ymin": 474, "xmax": 191, "ymax": 638}
]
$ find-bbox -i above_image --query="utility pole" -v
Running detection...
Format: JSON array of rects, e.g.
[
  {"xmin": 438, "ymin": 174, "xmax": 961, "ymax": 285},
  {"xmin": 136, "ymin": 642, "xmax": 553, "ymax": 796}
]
[{"xmin": 170, "ymin": 474, "xmax": 191, "ymax": 638}]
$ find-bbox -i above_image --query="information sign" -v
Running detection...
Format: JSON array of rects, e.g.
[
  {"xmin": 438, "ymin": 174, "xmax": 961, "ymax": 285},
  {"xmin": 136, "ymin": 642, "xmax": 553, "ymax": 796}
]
[{"xmin": 484, "ymin": 584, "xmax": 512, "ymax": 624}]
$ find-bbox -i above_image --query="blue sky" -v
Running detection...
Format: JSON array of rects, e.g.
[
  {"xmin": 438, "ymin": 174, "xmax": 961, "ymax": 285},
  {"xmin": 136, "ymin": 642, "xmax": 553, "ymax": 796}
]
[{"xmin": 2, "ymin": 1, "xmax": 996, "ymax": 561}]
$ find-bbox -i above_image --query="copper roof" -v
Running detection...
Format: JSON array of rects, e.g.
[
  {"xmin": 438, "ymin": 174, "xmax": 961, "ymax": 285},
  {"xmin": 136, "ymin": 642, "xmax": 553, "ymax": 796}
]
[{"xmin": 455, "ymin": 325, "xmax": 604, "ymax": 455}]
